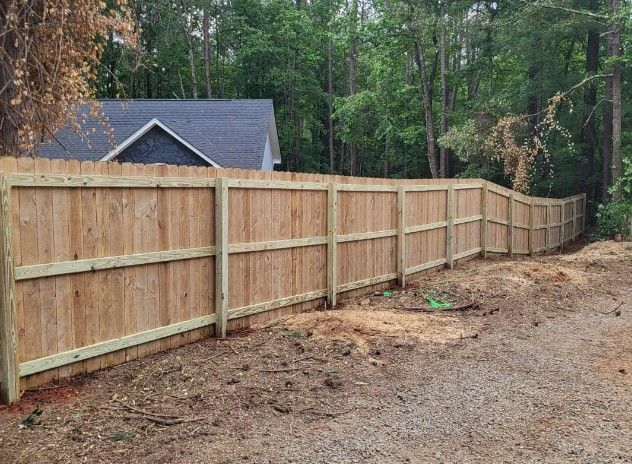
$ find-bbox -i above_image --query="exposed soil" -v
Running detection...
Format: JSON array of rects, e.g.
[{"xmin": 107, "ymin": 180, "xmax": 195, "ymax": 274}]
[{"xmin": 1, "ymin": 240, "xmax": 631, "ymax": 463}]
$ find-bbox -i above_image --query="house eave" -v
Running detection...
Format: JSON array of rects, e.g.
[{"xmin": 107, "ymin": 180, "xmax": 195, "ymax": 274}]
[{"xmin": 98, "ymin": 118, "xmax": 222, "ymax": 168}]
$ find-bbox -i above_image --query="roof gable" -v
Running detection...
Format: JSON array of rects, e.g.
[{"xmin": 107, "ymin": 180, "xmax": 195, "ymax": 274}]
[
  {"xmin": 100, "ymin": 118, "xmax": 220, "ymax": 167},
  {"xmin": 37, "ymin": 99, "xmax": 281, "ymax": 170}
]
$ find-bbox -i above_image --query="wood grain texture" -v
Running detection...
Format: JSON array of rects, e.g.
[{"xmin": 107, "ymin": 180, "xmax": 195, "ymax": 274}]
[
  {"xmin": 327, "ymin": 182, "xmax": 337, "ymax": 307},
  {"xmin": 0, "ymin": 158, "xmax": 585, "ymax": 397},
  {"xmin": 0, "ymin": 174, "xmax": 18, "ymax": 403},
  {"xmin": 214, "ymin": 178, "xmax": 228, "ymax": 337}
]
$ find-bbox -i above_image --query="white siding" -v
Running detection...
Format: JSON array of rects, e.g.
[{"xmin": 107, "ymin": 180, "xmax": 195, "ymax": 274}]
[{"xmin": 261, "ymin": 135, "xmax": 274, "ymax": 171}]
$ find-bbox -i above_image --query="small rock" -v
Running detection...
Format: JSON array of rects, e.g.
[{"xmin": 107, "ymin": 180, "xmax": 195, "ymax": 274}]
[
  {"xmin": 272, "ymin": 404, "xmax": 291, "ymax": 414},
  {"xmin": 324, "ymin": 376, "xmax": 343, "ymax": 389}
]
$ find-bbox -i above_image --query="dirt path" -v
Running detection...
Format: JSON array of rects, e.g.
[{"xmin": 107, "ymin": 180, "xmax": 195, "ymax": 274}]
[{"xmin": 1, "ymin": 241, "xmax": 630, "ymax": 463}]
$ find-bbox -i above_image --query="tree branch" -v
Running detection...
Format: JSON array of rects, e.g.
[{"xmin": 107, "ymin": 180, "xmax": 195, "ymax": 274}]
[{"xmin": 520, "ymin": 0, "xmax": 607, "ymax": 20}]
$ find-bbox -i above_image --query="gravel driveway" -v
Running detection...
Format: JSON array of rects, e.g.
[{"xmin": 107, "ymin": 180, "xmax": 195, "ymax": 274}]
[{"xmin": 1, "ymin": 241, "xmax": 630, "ymax": 463}]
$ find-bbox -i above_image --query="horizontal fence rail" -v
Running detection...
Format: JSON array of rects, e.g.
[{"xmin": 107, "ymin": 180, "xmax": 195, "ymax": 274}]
[{"xmin": 0, "ymin": 157, "xmax": 586, "ymax": 403}]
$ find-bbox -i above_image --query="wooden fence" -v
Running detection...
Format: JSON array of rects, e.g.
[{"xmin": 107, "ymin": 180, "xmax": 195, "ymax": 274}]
[{"xmin": 0, "ymin": 157, "xmax": 585, "ymax": 403}]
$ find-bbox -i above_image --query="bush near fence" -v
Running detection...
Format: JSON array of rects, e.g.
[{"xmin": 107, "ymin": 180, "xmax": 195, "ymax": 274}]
[{"xmin": 0, "ymin": 157, "xmax": 585, "ymax": 403}]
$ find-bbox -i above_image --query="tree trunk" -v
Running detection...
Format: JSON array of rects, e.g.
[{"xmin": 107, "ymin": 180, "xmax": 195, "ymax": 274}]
[
  {"xmin": 348, "ymin": 0, "xmax": 359, "ymax": 176},
  {"xmin": 439, "ymin": 1, "xmax": 449, "ymax": 178},
  {"xmin": 580, "ymin": 0, "xmax": 599, "ymax": 211},
  {"xmin": 0, "ymin": 3, "xmax": 20, "ymax": 156},
  {"xmin": 327, "ymin": 4, "xmax": 335, "ymax": 173},
  {"xmin": 187, "ymin": 38, "xmax": 198, "ymax": 98},
  {"xmin": 106, "ymin": 31, "xmax": 116, "ymax": 98},
  {"xmin": 602, "ymin": 75, "xmax": 613, "ymax": 200},
  {"xmin": 180, "ymin": 2, "xmax": 198, "ymax": 99},
  {"xmin": 413, "ymin": 39, "xmax": 439, "ymax": 178},
  {"xmin": 203, "ymin": 8, "xmax": 213, "ymax": 98},
  {"xmin": 609, "ymin": 0, "xmax": 622, "ymax": 199}
]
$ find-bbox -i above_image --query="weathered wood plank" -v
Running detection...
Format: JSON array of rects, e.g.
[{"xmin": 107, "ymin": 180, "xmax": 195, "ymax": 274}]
[
  {"xmin": 453, "ymin": 183, "xmax": 484, "ymax": 190},
  {"xmin": 397, "ymin": 186, "xmax": 405, "ymax": 288},
  {"xmin": 404, "ymin": 185, "xmax": 449, "ymax": 192},
  {"xmin": 337, "ymin": 183, "xmax": 398, "ymax": 192},
  {"xmin": 15, "ymin": 247, "xmax": 217, "ymax": 281},
  {"xmin": 214, "ymin": 178, "xmax": 229, "ymax": 338},
  {"xmin": 336, "ymin": 272, "xmax": 398, "ymax": 293},
  {"xmin": 404, "ymin": 221, "xmax": 448, "ymax": 234},
  {"xmin": 546, "ymin": 203, "xmax": 552, "ymax": 253},
  {"xmin": 227, "ymin": 178, "xmax": 326, "ymax": 191},
  {"xmin": 337, "ymin": 229, "xmax": 397, "ymax": 243},
  {"xmin": 454, "ymin": 247, "xmax": 483, "ymax": 261},
  {"xmin": 453, "ymin": 214, "xmax": 483, "ymax": 225},
  {"xmin": 481, "ymin": 183, "xmax": 488, "ymax": 258},
  {"xmin": 405, "ymin": 258, "xmax": 447, "ymax": 276},
  {"xmin": 0, "ymin": 174, "xmax": 18, "ymax": 403},
  {"xmin": 508, "ymin": 193, "xmax": 514, "ymax": 258},
  {"xmin": 229, "ymin": 237, "xmax": 327, "ymax": 253},
  {"xmin": 528, "ymin": 199, "xmax": 535, "ymax": 256},
  {"xmin": 227, "ymin": 290, "xmax": 327, "ymax": 320},
  {"xmin": 446, "ymin": 186, "xmax": 454, "ymax": 269},
  {"xmin": 10, "ymin": 173, "xmax": 216, "ymax": 188},
  {"xmin": 327, "ymin": 182, "xmax": 337, "ymax": 307},
  {"xmin": 19, "ymin": 314, "xmax": 217, "ymax": 377}
]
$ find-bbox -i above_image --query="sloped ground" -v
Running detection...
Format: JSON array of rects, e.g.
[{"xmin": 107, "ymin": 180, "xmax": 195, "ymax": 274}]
[{"xmin": 0, "ymin": 241, "xmax": 630, "ymax": 463}]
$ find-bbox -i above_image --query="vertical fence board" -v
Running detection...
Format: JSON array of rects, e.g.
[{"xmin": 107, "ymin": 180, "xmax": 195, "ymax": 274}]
[
  {"xmin": 34, "ymin": 158, "xmax": 58, "ymax": 385},
  {"xmin": 121, "ymin": 162, "xmax": 139, "ymax": 361}
]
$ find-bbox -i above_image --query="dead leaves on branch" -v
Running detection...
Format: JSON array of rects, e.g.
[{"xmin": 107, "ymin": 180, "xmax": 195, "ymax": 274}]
[
  {"xmin": 0, "ymin": 0, "xmax": 136, "ymax": 155},
  {"xmin": 485, "ymin": 92, "xmax": 574, "ymax": 193}
]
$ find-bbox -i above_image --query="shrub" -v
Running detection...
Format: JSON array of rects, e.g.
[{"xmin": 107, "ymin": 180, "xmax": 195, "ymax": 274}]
[{"xmin": 595, "ymin": 200, "xmax": 632, "ymax": 239}]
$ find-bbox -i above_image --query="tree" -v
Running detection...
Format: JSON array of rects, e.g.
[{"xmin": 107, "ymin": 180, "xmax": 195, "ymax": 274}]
[{"xmin": 0, "ymin": 0, "xmax": 134, "ymax": 156}]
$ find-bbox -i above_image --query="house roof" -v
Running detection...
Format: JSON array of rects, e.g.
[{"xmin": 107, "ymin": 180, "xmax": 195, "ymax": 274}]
[{"xmin": 36, "ymin": 99, "xmax": 281, "ymax": 170}]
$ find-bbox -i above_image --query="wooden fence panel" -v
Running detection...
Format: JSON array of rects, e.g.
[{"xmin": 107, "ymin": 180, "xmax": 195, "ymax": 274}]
[{"xmin": 0, "ymin": 158, "xmax": 587, "ymax": 403}]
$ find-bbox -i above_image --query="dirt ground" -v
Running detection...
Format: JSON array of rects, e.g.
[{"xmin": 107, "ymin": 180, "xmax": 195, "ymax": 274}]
[{"xmin": 1, "ymin": 240, "xmax": 631, "ymax": 463}]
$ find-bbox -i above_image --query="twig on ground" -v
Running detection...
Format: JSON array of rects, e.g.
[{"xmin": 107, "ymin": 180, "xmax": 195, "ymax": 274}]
[
  {"xmin": 599, "ymin": 301, "xmax": 624, "ymax": 315},
  {"xmin": 114, "ymin": 399, "xmax": 210, "ymax": 426},
  {"xmin": 257, "ymin": 367, "xmax": 302, "ymax": 373},
  {"xmin": 300, "ymin": 407, "xmax": 354, "ymax": 417}
]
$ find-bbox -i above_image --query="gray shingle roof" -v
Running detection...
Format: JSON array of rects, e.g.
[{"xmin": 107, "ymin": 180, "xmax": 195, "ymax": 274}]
[{"xmin": 36, "ymin": 99, "xmax": 279, "ymax": 170}]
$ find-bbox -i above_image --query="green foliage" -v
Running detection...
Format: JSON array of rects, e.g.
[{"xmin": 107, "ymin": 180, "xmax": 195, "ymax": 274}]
[
  {"xmin": 437, "ymin": 120, "xmax": 482, "ymax": 163},
  {"xmin": 595, "ymin": 200, "xmax": 632, "ymax": 238},
  {"xmin": 94, "ymin": 0, "xmax": 630, "ymax": 207},
  {"xmin": 612, "ymin": 156, "xmax": 632, "ymax": 201}
]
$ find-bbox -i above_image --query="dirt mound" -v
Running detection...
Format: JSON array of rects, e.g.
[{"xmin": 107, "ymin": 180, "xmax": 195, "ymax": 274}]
[
  {"xmin": 560, "ymin": 240, "xmax": 632, "ymax": 266},
  {"xmin": 271, "ymin": 308, "xmax": 477, "ymax": 353}
]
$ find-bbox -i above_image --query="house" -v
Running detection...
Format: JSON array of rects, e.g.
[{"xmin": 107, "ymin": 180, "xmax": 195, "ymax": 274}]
[{"xmin": 37, "ymin": 99, "xmax": 282, "ymax": 170}]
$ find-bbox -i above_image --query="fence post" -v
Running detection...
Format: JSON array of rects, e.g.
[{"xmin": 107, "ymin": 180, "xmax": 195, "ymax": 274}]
[
  {"xmin": 528, "ymin": 199, "xmax": 534, "ymax": 256},
  {"xmin": 327, "ymin": 182, "xmax": 338, "ymax": 308},
  {"xmin": 214, "ymin": 177, "xmax": 228, "ymax": 338},
  {"xmin": 508, "ymin": 193, "xmax": 514, "ymax": 258},
  {"xmin": 572, "ymin": 198, "xmax": 578, "ymax": 239},
  {"xmin": 581, "ymin": 193, "xmax": 587, "ymax": 234},
  {"xmin": 0, "ymin": 173, "xmax": 18, "ymax": 404},
  {"xmin": 446, "ymin": 185, "xmax": 454, "ymax": 269},
  {"xmin": 481, "ymin": 183, "xmax": 488, "ymax": 259},
  {"xmin": 560, "ymin": 201, "xmax": 565, "ymax": 252},
  {"xmin": 397, "ymin": 185, "xmax": 406, "ymax": 288},
  {"xmin": 545, "ymin": 202, "xmax": 551, "ymax": 255}
]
